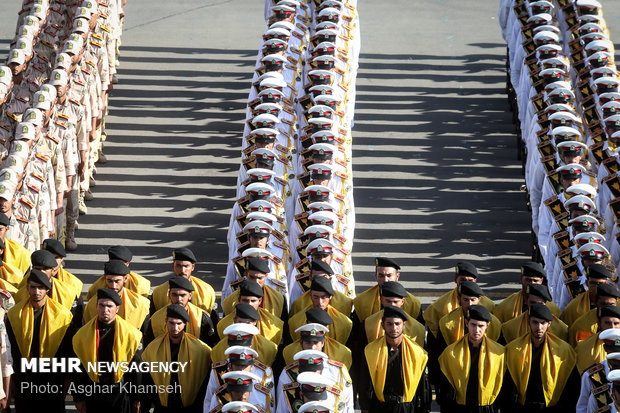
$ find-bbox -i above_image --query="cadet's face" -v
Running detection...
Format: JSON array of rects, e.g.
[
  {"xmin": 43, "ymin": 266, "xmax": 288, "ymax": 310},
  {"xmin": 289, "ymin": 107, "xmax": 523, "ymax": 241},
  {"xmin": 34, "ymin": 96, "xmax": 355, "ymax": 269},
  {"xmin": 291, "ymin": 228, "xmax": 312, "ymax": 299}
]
[
  {"xmin": 459, "ymin": 294, "xmax": 480, "ymax": 310},
  {"xmin": 97, "ymin": 299, "xmax": 119, "ymax": 324},
  {"xmin": 173, "ymin": 260, "xmax": 194, "ymax": 277},
  {"xmin": 312, "ymin": 177, "xmax": 330, "ymax": 186},
  {"xmin": 229, "ymin": 390, "xmax": 250, "ymax": 402},
  {"xmin": 310, "ymin": 291, "xmax": 331, "ymax": 310},
  {"xmin": 104, "ymin": 275, "xmax": 126, "ymax": 293},
  {"xmin": 380, "ymin": 296, "xmax": 405, "ymax": 308},
  {"xmin": 526, "ymin": 295, "xmax": 546, "ymax": 308},
  {"xmin": 600, "ymin": 316, "xmax": 620, "ymax": 330},
  {"xmin": 166, "ymin": 317, "xmax": 186, "ymax": 338},
  {"xmin": 246, "ymin": 271, "xmax": 267, "ymax": 287},
  {"xmin": 375, "ymin": 267, "xmax": 399, "ymax": 285},
  {"xmin": 8, "ymin": 62, "xmax": 25, "ymax": 76},
  {"xmin": 569, "ymin": 209, "xmax": 587, "ymax": 220},
  {"xmin": 466, "ymin": 319, "xmax": 489, "ymax": 342},
  {"xmin": 529, "ymin": 316, "xmax": 551, "ymax": 339},
  {"xmin": 27, "ymin": 282, "xmax": 48, "ymax": 303},
  {"xmin": 55, "ymin": 83, "xmax": 69, "ymax": 98},
  {"xmin": 521, "ymin": 275, "xmax": 544, "ymax": 288},
  {"xmin": 239, "ymin": 295, "xmax": 262, "ymax": 310},
  {"xmin": 382, "ymin": 317, "xmax": 404, "ymax": 339},
  {"xmin": 560, "ymin": 175, "xmax": 580, "ymax": 189},
  {"xmin": 229, "ymin": 364, "xmax": 253, "ymax": 372},
  {"xmin": 454, "ymin": 275, "xmax": 476, "ymax": 285},
  {"xmin": 301, "ymin": 340, "xmax": 324, "ymax": 351},
  {"xmin": 169, "ymin": 288, "xmax": 191, "ymax": 307},
  {"xmin": 249, "ymin": 235, "xmax": 268, "ymax": 249},
  {"xmin": 561, "ymin": 153, "xmax": 582, "ymax": 165},
  {"xmin": 597, "ymin": 297, "xmax": 618, "ymax": 308},
  {"xmin": 312, "ymin": 253, "xmax": 332, "ymax": 264}
]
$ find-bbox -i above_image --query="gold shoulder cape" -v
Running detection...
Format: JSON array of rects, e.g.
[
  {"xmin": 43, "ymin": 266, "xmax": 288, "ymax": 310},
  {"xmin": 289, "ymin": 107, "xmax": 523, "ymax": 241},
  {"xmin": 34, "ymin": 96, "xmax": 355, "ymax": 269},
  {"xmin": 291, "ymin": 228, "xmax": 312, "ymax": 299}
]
[
  {"xmin": 84, "ymin": 288, "xmax": 150, "ymax": 328},
  {"xmin": 364, "ymin": 309, "xmax": 425, "ymax": 347},
  {"xmin": 150, "ymin": 302, "xmax": 203, "ymax": 338},
  {"xmin": 152, "ymin": 277, "xmax": 215, "ymax": 313}
]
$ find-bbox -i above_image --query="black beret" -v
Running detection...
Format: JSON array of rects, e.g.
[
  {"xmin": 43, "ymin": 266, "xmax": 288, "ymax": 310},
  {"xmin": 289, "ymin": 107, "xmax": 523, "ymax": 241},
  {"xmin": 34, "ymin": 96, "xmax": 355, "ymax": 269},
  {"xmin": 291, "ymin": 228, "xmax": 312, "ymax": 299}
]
[
  {"xmin": 587, "ymin": 263, "xmax": 612, "ymax": 279},
  {"xmin": 311, "ymin": 259, "xmax": 334, "ymax": 275},
  {"xmin": 0, "ymin": 214, "xmax": 9, "ymax": 227},
  {"xmin": 42, "ymin": 239, "xmax": 66, "ymax": 257},
  {"xmin": 27, "ymin": 268, "xmax": 51, "ymax": 290},
  {"xmin": 0, "ymin": 237, "xmax": 4, "ymax": 250},
  {"xmin": 31, "ymin": 250, "xmax": 58, "ymax": 269},
  {"xmin": 521, "ymin": 261, "xmax": 546, "ymax": 278},
  {"xmin": 108, "ymin": 245, "xmax": 133, "ymax": 262},
  {"xmin": 246, "ymin": 257, "xmax": 270, "ymax": 274},
  {"xmin": 97, "ymin": 288, "xmax": 122, "ymax": 306},
  {"xmin": 529, "ymin": 303, "xmax": 553, "ymax": 322},
  {"xmin": 235, "ymin": 303, "xmax": 260, "ymax": 321},
  {"xmin": 166, "ymin": 304, "xmax": 190, "ymax": 323},
  {"xmin": 305, "ymin": 308, "xmax": 333, "ymax": 325},
  {"xmin": 458, "ymin": 280, "xmax": 484, "ymax": 297},
  {"xmin": 310, "ymin": 276, "xmax": 334, "ymax": 296},
  {"xmin": 380, "ymin": 281, "xmax": 407, "ymax": 298},
  {"xmin": 239, "ymin": 280, "xmax": 264, "ymax": 298},
  {"xmin": 104, "ymin": 260, "xmax": 130, "ymax": 276},
  {"xmin": 382, "ymin": 305, "xmax": 408, "ymax": 321},
  {"xmin": 456, "ymin": 261, "xmax": 478, "ymax": 278},
  {"xmin": 597, "ymin": 283, "xmax": 620, "ymax": 299},
  {"xmin": 169, "ymin": 276, "xmax": 194, "ymax": 292},
  {"xmin": 598, "ymin": 305, "xmax": 620, "ymax": 319},
  {"xmin": 466, "ymin": 304, "xmax": 492, "ymax": 322},
  {"xmin": 375, "ymin": 257, "xmax": 400, "ymax": 270},
  {"xmin": 172, "ymin": 248, "xmax": 196, "ymax": 263},
  {"xmin": 525, "ymin": 283, "xmax": 552, "ymax": 302}
]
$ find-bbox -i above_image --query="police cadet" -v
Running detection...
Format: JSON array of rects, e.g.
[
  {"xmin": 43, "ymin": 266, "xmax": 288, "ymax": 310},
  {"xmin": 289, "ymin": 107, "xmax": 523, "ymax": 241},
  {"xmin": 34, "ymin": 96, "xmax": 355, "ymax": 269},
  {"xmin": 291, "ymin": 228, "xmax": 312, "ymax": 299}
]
[
  {"xmin": 6, "ymin": 269, "xmax": 78, "ymax": 413},
  {"xmin": 151, "ymin": 248, "xmax": 218, "ymax": 322},
  {"xmin": 276, "ymin": 350, "xmax": 353, "ymax": 413},
  {"xmin": 83, "ymin": 260, "xmax": 150, "ymax": 333},
  {"xmin": 438, "ymin": 305, "xmax": 505, "ymax": 413},
  {"xmin": 87, "ymin": 245, "xmax": 150, "ymax": 298},
  {"xmin": 207, "ymin": 370, "xmax": 269, "ymax": 413},
  {"xmin": 500, "ymin": 284, "xmax": 568, "ymax": 344},
  {"xmin": 205, "ymin": 346, "xmax": 274, "ymax": 412},
  {"xmin": 562, "ymin": 264, "xmax": 614, "ymax": 326},
  {"xmin": 211, "ymin": 321, "xmax": 278, "ymax": 366},
  {"xmin": 358, "ymin": 305, "xmax": 429, "ymax": 413},
  {"xmin": 504, "ymin": 304, "xmax": 579, "ymax": 412},
  {"xmin": 494, "ymin": 262, "xmax": 560, "ymax": 323},
  {"xmin": 142, "ymin": 304, "xmax": 211, "ymax": 413},
  {"xmin": 145, "ymin": 276, "xmax": 218, "ymax": 347},
  {"xmin": 217, "ymin": 280, "xmax": 284, "ymax": 345},
  {"xmin": 223, "ymin": 256, "xmax": 287, "ymax": 320},
  {"xmin": 72, "ymin": 288, "xmax": 142, "ymax": 413},
  {"xmin": 577, "ymin": 329, "xmax": 620, "ymax": 413},
  {"xmin": 569, "ymin": 284, "xmax": 620, "ymax": 347},
  {"xmin": 577, "ymin": 325, "xmax": 620, "ymax": 379}
]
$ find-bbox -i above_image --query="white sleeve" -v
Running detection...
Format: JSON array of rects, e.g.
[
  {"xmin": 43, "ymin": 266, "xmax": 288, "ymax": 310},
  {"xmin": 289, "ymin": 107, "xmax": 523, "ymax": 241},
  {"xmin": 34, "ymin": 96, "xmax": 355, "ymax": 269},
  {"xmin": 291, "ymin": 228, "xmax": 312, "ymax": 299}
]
[
  {"xmin": 0, "ymin": 320, "xmax": 13, "ymax": 378},
  {"xmin": 576, "ymin": 370, "xmax": 592, "ymax": 413}
]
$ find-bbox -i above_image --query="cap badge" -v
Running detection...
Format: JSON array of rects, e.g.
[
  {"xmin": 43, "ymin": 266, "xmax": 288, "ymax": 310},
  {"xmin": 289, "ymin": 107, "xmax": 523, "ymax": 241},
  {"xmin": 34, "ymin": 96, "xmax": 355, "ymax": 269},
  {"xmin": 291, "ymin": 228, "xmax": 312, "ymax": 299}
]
[
  {"xmin": 310, "ymin": 329, "xmax": 317, "ymax": 336},
  {"xmin": 237, "ymin": 378, "xmax": 244, "ymax": 385},
  {"xmin": 236, "ymin": 333, "xmax": 243, "ymax": 340}
]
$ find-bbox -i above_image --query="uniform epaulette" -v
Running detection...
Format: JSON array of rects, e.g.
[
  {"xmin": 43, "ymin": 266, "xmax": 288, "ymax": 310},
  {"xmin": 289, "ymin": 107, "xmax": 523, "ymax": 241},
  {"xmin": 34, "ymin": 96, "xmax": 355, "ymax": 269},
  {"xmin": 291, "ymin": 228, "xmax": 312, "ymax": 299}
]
[
  {"xmin": 20, "ymin": 197, "xmax": 34, "ymax": 209},
  {"xmin": 274, "ymin": 176, "xmax": 287, "ymax": 186},
  {"xmin": 90, "ymin": 39, "xmax": 103, "ymax": 48},
  {"xmin": 209, "ymin": 406, "xmax": 222, "ymax": 413},
  {"xmin": 229, "ymin": 277, "xmax": 244, "ymax": 288},
  {"xmin": 285, "ymin": 361, "xmax": 299, "ymax": 371},
  {"xmin": 35, "ymin": 153, "xmax": 50, "ymax": 162},
  {"xmin": 271, "ymin": 278, "xmax": 286, "ymax": 288},
  {"xmin": 55, "ymin": 119, "xmax": 68, "ymax": 128},
  {"xmin": 92, "ymin": 32, "xmax": 104, "ymax": 41},
  {"xmin": 26, "ymin": 182, "xmax": 40, "ymax": 193},
  {"xmin": 215, "ymin": 384, "xmax": 226, "ymax": 394},
  {"xmin": 14, "ymin": 214, "xmax": 29, "ymax": 223},
  {"xmin": 31, "ymin": 171, "xmax": 45, "ymax": 182},
  {"xmin": 100, "ymin": 25, "xmax": 111, "ymax": 33},
  {"xmin": 69, "ymin": 98, "xmax": 80, "ymax": 105},
  {"xmin": 254, "ymin": 383, "xmax": 270, "ymax": 395},
  {"xmin": 212, "ymin": 360, "xmax": 227, "ymax": 369},
  {"xmin": 283, "ymin": 382, "xmax": 299, "ymax": 390},
  {"xmin": 6, "ymin": 112, "xmax": 19, "ymax": 122},
  {"xmin": 254, "ymin": 359, "xmax": 268, "ymax": 371},
  {"xmin": 269, "ymin": 255, "xmax": 282, "ymax": 265},
  {"xmin": 336, "ymin": 275, "xmax": 350, "ymax": 286},
  {"xmin": 326, "ymin": 386, "xmax": 341, "ymax": 396},
  {"xmin": 295, "ymin": 272, "xmax": 310, "ymax": 281},
  {"xmin": 327, "ymin": 359, "xmax": 343, "ymax": 368}
]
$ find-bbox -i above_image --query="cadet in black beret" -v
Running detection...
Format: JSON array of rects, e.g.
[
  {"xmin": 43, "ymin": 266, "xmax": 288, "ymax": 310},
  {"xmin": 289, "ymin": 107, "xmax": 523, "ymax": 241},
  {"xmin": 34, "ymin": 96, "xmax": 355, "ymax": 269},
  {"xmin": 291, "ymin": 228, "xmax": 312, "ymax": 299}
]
[
  {"xmin": 562, "ymin": 264, "xmax": 614, "ymax": 326},
  {"xmin": 597, "ymin": 283, "xmax": 620, "ymax": 299},
  {"xmin": 108, "ymin": 245, "xmax": 133, "ymax": 263},
  {"xmin": 375, "ymin": 257, "xmax": 400, "ymax": 271},
  {"xmin": 31, "ymin": 250, "xmax": 58, "ymax": 270},
  {"xmin": 306, "ymin": 308, "xmax": 334, "ymax": 325},
  {"xmin": 525, "ymin": 283, "xmax": 553, "ymax": 303},
  {"xmin": 456, "ymin": 261, "xmax": 478, "ymax": 279},
  {"xmin": 235, "ymin": 303, "xmax": 260, "ymax": 321},
  {"xmin": 529, "ymin": 303, "xmax": 553, "ymax": 322},
  {"xmin": 598, "ymin": 305, "xmax": 620, "ymax": 320},
  {"xmin": 239, "ymin": 280, "xmax": 264, "ymax": 298},
  {"xmin": 310, "ymin": 276, "xmax": 334, "ymax": 296},
  {"xmin": 172, "ymin": 248, "xmax": 197, "ymax": 264},
  {"xmin": 458, "ymin": 280, "xmax": 484, "ymax": 297},
  {"xmin": 166, "ymin": 304, "xmax": 190, "ymax": 323},
  {"xmin": 522, "ymin": 261, "xmax": 546, "ymax": 279},
  {"xmin": 588, "ymin": 263, "xmax": 612, "ymax": 280},
  {"xmin": 246, "ymin": 257, "xmax": 270, "ymax": 274},
  {"xmin": 382, "ymin": 305, "xmax": 408, "ymax": 321},
  {"xmin": 42, "ymin": 238, "xmax": 66, "ymax": 258},
  {"xmin": 27, "ymin": 268, "xmax": 52, "ymax": 290},
  {"xmin": 104, "ymin": 260, "xmax": 131, "ymax": 276},
  {"xmin": 169, "ymin": 276, "xmax": 194, "ymax": 292},
  {"xmin": 97, "ymin": 288, "xmax": 122, "ymax": 306},
  {"xmin": 380, "ymin": 281, "xmax": 407, "ymax": 298},
  {"xmin": 466, "ymin": 304, "xmax": 492, "ymax": 322},
  {"xmin": 311, "ymin": 259, "xmax": 334, "ymax": 275}
]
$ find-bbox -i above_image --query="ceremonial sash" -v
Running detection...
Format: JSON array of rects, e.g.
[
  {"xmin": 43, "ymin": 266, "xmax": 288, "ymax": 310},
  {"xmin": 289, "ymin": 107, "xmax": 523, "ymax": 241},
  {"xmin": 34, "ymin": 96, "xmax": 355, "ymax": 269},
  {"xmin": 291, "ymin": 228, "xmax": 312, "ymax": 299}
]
[
  {"xmin": 56, "ymin": 266, "xmax": 83, "ymax": 300},
  {"xmin": 364, "ymin": 309, "xmax": 425, "ymax": 347},
  {"xmin": 87, "ymin": 271, "xmax": 150, "ymax": 299},
  {"xmin": 152, "ymin": 276, "xmax": 215, "ymax": 313},
  {"xmin": 0, "ymin": 259, "xmax": 24, "ymax": 287},
  {"xmin": 223, "ymin": 284, "xmax": 284, "ymax": 317},
  {"xmin": 439, "ymin": 335, "xmax": 505, "ymax": 405},
  {"xmin": 83, "ymin": 288, "xmax": 150, "ymax": 328},
  {"xmin": 364, "ymin": 335, "xmax": 427, "ymax": 403},
  {"xmin": 7, "ymin": 297, "xmax": 72, "ymax": 359},
  {"xmin": 150, "ymin": 302, "xmax": 202, "ymax": 338},
  {"xmin": 423, "ymin": 288, "xmax": 495, "ymax": 337},
  {"xmin": 72, "ymin": 316, "xmax": 142, "ymax": 383},
  {"xmin": 289, "ymin": 304, "xmax": 352, "ymax": 344},
  {"xmin": 290, "ymin": 289, "xmax": 352, "ymax": 316},
  {"xmin": 560, "ymin": 292, "xmax": 591, "ymax": 326},
  {"xmin": 283, "ymin": 337, "xmax": 352, "ymax": 369},
  {"xmin": 502, "ymin": 312, "xmax": 568, "ymax": 343},
  {"xmin": 217, "ymin": 308, "xmax": 283, "ymax": 345},
  {"xmin": 575, "ymin": 333, "xmax": 606, "ymax": 374},
  {"xmin": 4, "ymin": 238, "xmax": 31, "ymax": 276},
  {"xmin": 439, "ymin": 307, "xmax": 502, "ymax": 345},
  {"xmin": 142, "ymin": 332, "xmax": 211, "ymax": 406},
  {"xmin": 353, "ymin": 285, "xmax": 421, "ymax": 321},
  {"xmin": 506, "ymin": 332, "xmax": 576, "ymax": 406}
]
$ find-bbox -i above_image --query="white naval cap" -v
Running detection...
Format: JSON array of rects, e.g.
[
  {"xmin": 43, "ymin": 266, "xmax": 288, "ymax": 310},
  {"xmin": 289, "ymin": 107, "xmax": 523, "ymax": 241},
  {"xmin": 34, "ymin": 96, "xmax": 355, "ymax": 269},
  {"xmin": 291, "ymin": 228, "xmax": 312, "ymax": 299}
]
[
  {"xmin": 251, "ymin": 113, "xmax": 279, "ymax": 129},
  {"xmin": 308, "ymin": 210, "xmax": 338, "ymax": 227},
  {"xmin": 221, "ymin": 401, "xmax": 259, "ymax": 413},
  {"xmin": 564, "ymin": 182, "xmax": 597, "ymax": 198},
  {"xmin": 574, "ymin": 231, "xmax": 605, "ymax": 246},
  {"xmin": 222, "ymin": 323, "xmax": 259, "ymax": 338},
  {"xmin": 563, "ymin": 194, "xmax": 596, "ymax": 213},
  {"xmin": 298, "ymin": 402, "xmax": 334, "ymax": 413},
  {"xmin": 247, "ymin": 199, "xmax": 276, "ymax": 214},
  {"xmin": 576, "ymin": 242, "xmax": 610, "ymax": 259},
  {"xmin": 241, "ymin": 247, "xmax": 274, "ymax": 259},
  {"xmin": 306, "ymin": 238, "xmax": 337, "ymax": 255}
]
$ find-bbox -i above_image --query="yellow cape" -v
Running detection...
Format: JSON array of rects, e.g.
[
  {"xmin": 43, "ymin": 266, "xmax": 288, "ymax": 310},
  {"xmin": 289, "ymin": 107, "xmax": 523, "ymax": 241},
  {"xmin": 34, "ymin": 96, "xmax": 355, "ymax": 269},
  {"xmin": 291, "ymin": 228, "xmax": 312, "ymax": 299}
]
[
  {"xmin": 505, "ymin": 332, "xmax": 576, "ymax": 406},
  {"xmin": 222, "ymin": 284, "xmax": 284, "ymax": 317},
  {"xmin": 83, "ymin": 288, "xmax": 150, "ymax": 329},
  {"xmin": 282, "ymin": 337, "xmax": 352, "ymax": 369},
  {"xmin": 439, "ymin": 307, "xmax": 502, "ymax": 345},
  {"xmin": 424, "ymin": 288, "xmax": 495, "ymax": 337},
  {"xmin": 494, "ymin": 290, "xmax": 561, "ymax": 323},
  {"xmin": 3, "ymin": 238, "xmax": 31, "ymax": 283},
  {"xmin": 288, "ymin": 304, "xmax": 352, "ymax": 344},
  {"xmin": 364, "ymin": 309, "xmax": 425, "ymax": 347},
  {"xmin": 152, "ymin": 276, "xmax": 215, "ymax": 313},
  {"xmin": 72, "ymin": 316, "xmax": 142, "ymax": 383},
  {"xmin": 87, "ymin": 271, "xmax": 151, "ymax": 299},
  {"xmin": 15, "ymin": 275, "xmax": 78, "ymax": 311},
  {"xmin": 210, "ymin": 334, "xmax": 277, "ymax": 366},
  {"xmin": 560, "ymin": 292, "xmax": 591, "ymax": 326},
  {"xmin": 439, "ymin": 334, "xmax": 505, "ymax": 406},
  {"xmin": 217, "ymin": 308, "xmax": 283, "ymax": 345},
  {"xmin": 290, "ymin": 289, "xmax": 352, "ymax": 317},
  {"xmin": 0, "ymin": 260, "xmax": 23, "ymax": 288},
  {"xmin": 575, "ymin": 332, "xmax": 606, "ymax": 375},
  {"xmin": 353, "ymin": 285, "xmax": 421, "ymax": 321},
  {"xmin": 502, "ymin": 312, "xmax": 568, "ymax": 343},
  {"xmin": 142, "ymin": 332, "xmax": 211, "ymax": 406},
  {"xmin": 150, "ymin": 302, "xmax": 203, "ymax": 339},
  {"xmin": 364, "ymin": 335, "xmax": 427, "ymax": 403},
  {"xmin": 568, "ymin": 309, "xmax": 598, "ymax": 347},
  {"xmin": 7, "ymin": 297, "xmax": 72, "ymax": 359}
]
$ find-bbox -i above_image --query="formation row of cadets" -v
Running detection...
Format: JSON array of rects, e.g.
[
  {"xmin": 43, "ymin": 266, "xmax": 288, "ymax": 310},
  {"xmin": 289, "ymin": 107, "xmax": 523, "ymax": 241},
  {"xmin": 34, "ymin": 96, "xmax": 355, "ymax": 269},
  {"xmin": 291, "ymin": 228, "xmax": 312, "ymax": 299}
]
[{"xmin": 0, "ymin": 0, "xmax": 124, "ymax": 255}]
